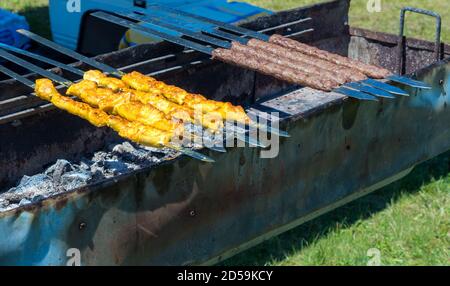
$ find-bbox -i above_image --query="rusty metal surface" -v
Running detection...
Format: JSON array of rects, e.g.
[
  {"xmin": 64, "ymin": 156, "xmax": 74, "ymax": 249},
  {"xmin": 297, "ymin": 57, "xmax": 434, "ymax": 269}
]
[{"xmin": 349, "ymin": 27, "xmax": 449, "ymax": 74}]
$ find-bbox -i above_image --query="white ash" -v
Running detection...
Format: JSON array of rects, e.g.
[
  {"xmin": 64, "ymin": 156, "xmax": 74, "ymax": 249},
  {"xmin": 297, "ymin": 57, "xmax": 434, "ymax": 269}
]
[{"xmin": 0, "ymin": 141, "xmax": 174, "ymax": 212}]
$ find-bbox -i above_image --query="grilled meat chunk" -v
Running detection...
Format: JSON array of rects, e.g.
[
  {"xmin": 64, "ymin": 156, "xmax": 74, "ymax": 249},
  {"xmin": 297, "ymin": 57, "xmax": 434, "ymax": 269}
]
[
  {"xmin": 84, "ymin": 70, "xmax": 251, "ymax": 127},
  {"xmin": 35, "ymin": 78, "xmax": 173, "ymax": 147},
  {"xmin": 67, "ymin": 80, "xmax": 184, "ymax": 135}
]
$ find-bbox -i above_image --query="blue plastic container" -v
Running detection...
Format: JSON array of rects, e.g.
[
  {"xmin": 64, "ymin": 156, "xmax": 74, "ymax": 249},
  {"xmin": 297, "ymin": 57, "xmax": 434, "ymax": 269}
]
[
  {"xmin": 49, "ymin": 0, "xmax": 271, "ymax": 50},
  {"xmin": 0, "ymin": 9, "xmax": 30, "ymax": 48}
]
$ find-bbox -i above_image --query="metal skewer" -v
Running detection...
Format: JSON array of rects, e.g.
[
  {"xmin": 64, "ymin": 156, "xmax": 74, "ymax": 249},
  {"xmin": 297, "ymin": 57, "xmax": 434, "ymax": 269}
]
[
  {"xmin": 0, "ymin": 64, "xmax": 35, "ymax": 88},
  {"xmin": 148, "ymin": 4, "xmax": 270, "ymax": 41},
  {"xmin": 140, "ymin": 12, "xmax": 311, "ymax": 44},
  {"xmin": 387, "ymin": 74, "xmax": 432, "ymax": 89},
  {"xmin": 361, "ymin": 79, "xmax": 410, "ymax": 96},
  {"xmin": 92, "ymin": 13, "xmax": 216, "ymax": 55},
  {"xmin": 16, "ymin": 29, "xmax": 123, "ymax": 77},
  {"xmin": 0, "ymin": 43, "xmax": 85, "ymax": 77},
  {"xmin": 124, "ymin": 11, "xmax": 247, "ymax": 45},
  {"xmin": 333, "ymin": 87, "xmax": 378, "ymax": 101},
  {"xmin": 202, "ymin": 28, "xmax": 249, "ymax": 44},
  {"xmin": 146, "ymin": 6, "xmax": 432, "ymax": 91},
  {"xmin": 345, "ymin": 82, "xmax": 396, "ymax": 99},
  {"xmin": 0, "ymin": 49, "xmax": 72, "ymax": 86},
  {"xmin": 120, "ymin": 12, "xmax": 233, "ymax": 49}
]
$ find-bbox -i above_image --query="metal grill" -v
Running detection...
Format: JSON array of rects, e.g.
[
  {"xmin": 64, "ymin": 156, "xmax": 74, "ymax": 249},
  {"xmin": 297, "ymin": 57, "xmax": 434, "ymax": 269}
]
[{"xmin": 0, "ymin": 0, "xmax": 449, "ymax": 266}]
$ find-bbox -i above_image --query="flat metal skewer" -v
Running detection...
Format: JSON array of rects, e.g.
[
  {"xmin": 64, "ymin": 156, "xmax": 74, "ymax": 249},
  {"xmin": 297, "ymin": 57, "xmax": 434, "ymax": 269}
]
[
  {"xmin": 92, "ymin": 12, "xmax": 216, "ymax": 55},
  {"xmin": 0, "ymin": 49, "xmax": 72, "ymax": 86},
  {"xmin": 345, "ymin": 82, "xmax": 396, "ymax": 99},
  {"xmin": 333, "ymin": 87, "xmax": 378, "ymax": 101},
  {"xmin": 387, "ymin": 74, "xmax": 432, "ymax": 89},
  {"xmin": 0, "ymin": 43, "xmax": 85, "ymax": 77},
  {"xmin": 149, "ymin": 4, "xmax": 270, "ymax": 41},
  {"xmin": 361, "ymin": 79, "xmax": 410, "ymax": 96},
  {"xmin": 121, "ymin": 12, "xmax": 233, "ymax": 49},
  {"xmin": 203, "ymin": 28, "xmax": 249, "ymax": 44},
  {"xmin": 0, "ymin": 64, "xmax": 35, "ymax": 88},
  {"xmin": 16, "ymin": 29, "xmax": 123, "ymax": 77}
]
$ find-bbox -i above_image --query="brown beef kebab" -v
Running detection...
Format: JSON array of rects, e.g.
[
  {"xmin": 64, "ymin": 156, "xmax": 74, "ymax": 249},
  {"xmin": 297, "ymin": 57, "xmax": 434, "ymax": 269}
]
[
  {"xmin": 268, "ymin": 34, "xmax": 391, "ymax": 79},
  {"xmin": 246, "ymin": 38, "xmax": 367, "ymax": 82},
  {"xmin": 230, "ymin": 42, "xmax": 346, "ymax": 85},
  {"xmin": 212, "ymin": 47, "xmax": 337, "ymax": 91}
]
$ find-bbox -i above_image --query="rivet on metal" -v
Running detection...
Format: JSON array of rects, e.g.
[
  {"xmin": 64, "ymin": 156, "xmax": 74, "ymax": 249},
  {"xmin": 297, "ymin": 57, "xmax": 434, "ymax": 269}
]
[{"xmin": 79, "ymin": 222, "xmax": 87, "ymax": 230}]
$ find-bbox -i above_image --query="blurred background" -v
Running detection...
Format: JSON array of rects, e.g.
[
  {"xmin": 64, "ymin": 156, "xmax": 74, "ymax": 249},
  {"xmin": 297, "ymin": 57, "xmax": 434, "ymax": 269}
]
[{"xmin": 1, "ymin": 0, "xmax": 448, "ymax": 42}]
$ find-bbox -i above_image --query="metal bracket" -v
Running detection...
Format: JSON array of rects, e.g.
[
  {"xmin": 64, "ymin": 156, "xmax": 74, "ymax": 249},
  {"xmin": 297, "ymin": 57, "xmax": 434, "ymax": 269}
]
[{"xmin": 397, "ymin": 7, "xmax": 442, "ymax": 75}]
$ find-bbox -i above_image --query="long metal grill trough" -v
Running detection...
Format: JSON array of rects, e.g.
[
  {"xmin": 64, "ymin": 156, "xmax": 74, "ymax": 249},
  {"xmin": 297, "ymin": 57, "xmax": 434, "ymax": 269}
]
[{"xmin": 0, "ymin": 0, "xmax": 449, "ymax": 265}]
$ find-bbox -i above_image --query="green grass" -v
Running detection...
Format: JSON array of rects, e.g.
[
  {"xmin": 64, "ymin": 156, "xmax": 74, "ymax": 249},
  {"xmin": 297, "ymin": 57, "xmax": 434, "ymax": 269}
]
[
  {"xmin": 247, "ymin": 0, "xmax": 450, "ymax": 43},
  {"xmin": 1, "ymin": 0, "xmax": 449, "ymax": 43},
  {"xmin": 1, "ymin": 0, "xmax": 449, "ymax": 266}
]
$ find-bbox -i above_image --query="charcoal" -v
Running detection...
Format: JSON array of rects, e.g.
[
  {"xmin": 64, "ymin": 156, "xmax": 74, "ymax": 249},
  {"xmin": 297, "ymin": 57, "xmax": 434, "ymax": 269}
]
[
  {"xmin": 15, "ymin": 174, "xmax": 54, "ymax": 194},
  {"xmin": 45, "ymin": 159, "xmax": 74, "ymax": 182},
  {"xmin": 104, "ymin": 160, "xmax": 131, "ymax": 175},
  {"xmin": 60, "ymin": 171, "xmax": 92, "ymax": 190},
  {"xmin": 0, "ymin": 141, "xmax": 174, "ymax": 212},
  {"xmin": 111, "ymin": 141, "xmax": 135, "ymax": 153},
  {"xmin": 19, "ymin": 198, "xmax": 32, "ymax": 207},
  {"xmin": 2, "ymin": 174, "xmax": 55, "ymax": 204},
  {"xmin": 31, "ymin": 195, "xmax": 45, "ymax": 203},
  {"xmin": 78, "ymin": 160, "xmax": 92, "ymax": 171}
]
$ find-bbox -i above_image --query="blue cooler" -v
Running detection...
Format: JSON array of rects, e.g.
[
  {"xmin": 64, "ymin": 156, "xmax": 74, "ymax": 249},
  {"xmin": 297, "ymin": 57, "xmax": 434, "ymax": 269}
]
[{"xmin": 49, "ymin": 0, "xmax": 271, "ymax": 50}]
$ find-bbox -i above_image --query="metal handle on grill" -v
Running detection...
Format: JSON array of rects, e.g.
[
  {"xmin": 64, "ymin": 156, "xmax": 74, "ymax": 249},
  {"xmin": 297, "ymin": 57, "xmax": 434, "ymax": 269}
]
[{"xmin": 397, "ymin": 7, "xmax": 442, "ymax": 75}]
